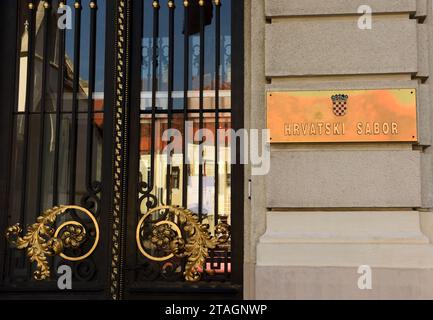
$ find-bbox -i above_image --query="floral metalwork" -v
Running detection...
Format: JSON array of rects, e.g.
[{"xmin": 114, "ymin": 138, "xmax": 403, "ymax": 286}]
[
  {"xmin": 136, "ymin": 206, "xmax": 219, "ymax": 282},
  {"xmin": 215, "ymin": 219, "xmax": 231, "ymax": 245},
  {"xmin": 151, "ymin": 224, "xmax": 177, "ymax": 250},
  {"xmin": 60, "ymin": 224, "xmax": 86, "ymax": 249},
  {"xmin": 6, "ymin": 205, "xmax": 100, "ymax": 280}
]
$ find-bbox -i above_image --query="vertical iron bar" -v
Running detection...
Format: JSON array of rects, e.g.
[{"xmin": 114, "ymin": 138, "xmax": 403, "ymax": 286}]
[
  {"xmin": 214, "ymin": 0, "xmax": 220, "ymax": 225},
  {"xmin": 146, "ymin": 0, "xmax": 160, "ymax": 204},
  {"xmin": 86, "ymin": 0, "xmax": 98, "ymax": 193},
  {"xmin": 19, "ymin": 1, "xmax": 36, "ymax": 273},
  {"xmin": 53, "ymin": 0, "xmax": 67, "ymax": 206},
  {"xmin": 230, "ymin": 0, "xmax": 244, "ymax": 289},
  {"xmin": 198, "ymin": 0, "xmax": 205, "ymax": 220},
  {"xmin": 166, "ymin": 0, "xmax": 175, "ymax": 205},
  {"xmin": 134, "ymin": 2, "xmax": 144, "ymax": 213},
  {"xmin": 119, "ymin": 0, "xmax": 132, "ymax": 299},
  {"xmin": 20, "ymin": 1, "xmax": 36, "ymax": 226},
  {"xmin": 127, "ymin": 0, "xmax": 144, "ymax": 293},
  {"xmin": 3, "ymin": 0, "xmax": 21, "ymax": 279},
  {"xmin": 101, "ymin": 0, "xmax": 116, "ymax": 298},
  {"xmin": 182, "ymin": 0, "xmax": 190, "ymax": 208},
  {"xmin": 36, "ymin": 0, "xmax": 51, "ymax": 214},
  {"xmin": 69, "ymin": 0, "xmax": 82, "ymax": 204}
]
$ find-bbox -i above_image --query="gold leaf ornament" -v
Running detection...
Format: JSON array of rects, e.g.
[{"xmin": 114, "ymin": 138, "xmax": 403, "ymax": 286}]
[
  {"xmin": 6, "ymin": 206, "xmax": 99, "ymax": 280},
  {"xmin": 136, "ymin": 206, "xmax": 220, "ymax": 282}
]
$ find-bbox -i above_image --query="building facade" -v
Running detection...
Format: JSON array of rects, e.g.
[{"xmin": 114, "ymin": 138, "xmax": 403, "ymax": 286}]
[
  {"xmin": 1, "ymin": 0, "xmax": 433, "ymax": 300},
  {"xmin": 248, "ymin": 0, "xmax": 433, "ymax": 300}
]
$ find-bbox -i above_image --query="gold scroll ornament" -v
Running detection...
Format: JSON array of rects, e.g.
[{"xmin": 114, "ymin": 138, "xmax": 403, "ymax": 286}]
[
  {"xmin": 136, "ymin": 206, "xmax": 229, "ymax": 282},
  {"xmin": 267, "ymin": 89, "xmax": 418, "ymax": 143},
  {"xmin": 6, "ymin": 206, "xmax": 100, "ymax": 280}
]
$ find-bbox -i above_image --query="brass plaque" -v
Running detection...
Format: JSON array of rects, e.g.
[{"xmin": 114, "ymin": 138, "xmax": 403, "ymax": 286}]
[{"xmin": 267, "ymin": 89, "xmax": 418, "ymax": 143}]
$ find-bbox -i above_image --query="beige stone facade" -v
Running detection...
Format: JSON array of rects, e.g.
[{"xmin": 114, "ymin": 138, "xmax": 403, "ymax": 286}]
[{"xmin": 244, "ymin": 0, "xmax": 433, "ymax": 299}]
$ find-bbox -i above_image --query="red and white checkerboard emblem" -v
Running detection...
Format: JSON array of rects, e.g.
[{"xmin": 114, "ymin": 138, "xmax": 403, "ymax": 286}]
[{"xmin": 331, "ymin": 94, "xmax": 349, "ymax": 117}]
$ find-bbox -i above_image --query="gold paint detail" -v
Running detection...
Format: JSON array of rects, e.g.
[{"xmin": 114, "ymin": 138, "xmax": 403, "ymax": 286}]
[
  {"xmin": 28, "ymin": 3, "xmax": 34, "ymax": 9},
  {"xmin": 136, "ymin": 206, "xmax": 219, "ymax": 282},
  {"xmin": 6, "ymin": 206, "xmax": 100, "ymax": 280},
  {"xmin": 267, "ymin": 89, "xmax": 418, "ymax": 143},
  {"xmin": 168, "ymin": 1, "xmax": 175, "ymax": 8},
  {"xmin": 110, "ymin": 0, "xmax": 130, "ymax": 300},
  {"xmin": 89, "ymin": 2, "xmax": 97, "ymax": 9},
  {"xmin": 43, "ymin": 1, "xmax": 50, "ymax": 9},
  {"xmin": 199, "ymin": 0, "xmax": 204, "ymax": 7},
  {"xmin": 184, "ymin": 0, "xmax": 189, "ymax": 7},
  {"xmin": 215, "ymin": 220, "xmax": 231, "ymax": 244},
  {"xmin": 74, "ymin": 2, "xmax": 81, "ymax": 9}
]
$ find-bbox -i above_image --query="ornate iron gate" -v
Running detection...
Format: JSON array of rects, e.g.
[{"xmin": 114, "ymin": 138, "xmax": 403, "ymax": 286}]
[{"xmin": 0, "ymin": 0, "xmax": 243, "ymax": 300}]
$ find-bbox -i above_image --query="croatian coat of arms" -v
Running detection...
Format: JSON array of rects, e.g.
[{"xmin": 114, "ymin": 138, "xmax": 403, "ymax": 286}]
[{"xmin": 331, "ymin": 94, "xmax": 349, "ymax": 116}]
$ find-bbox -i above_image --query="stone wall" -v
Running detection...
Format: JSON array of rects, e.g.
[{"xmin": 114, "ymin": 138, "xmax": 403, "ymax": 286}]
[{"xmin": 244, "ymin": 0, "xmax": 433, "ymax": 299}]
